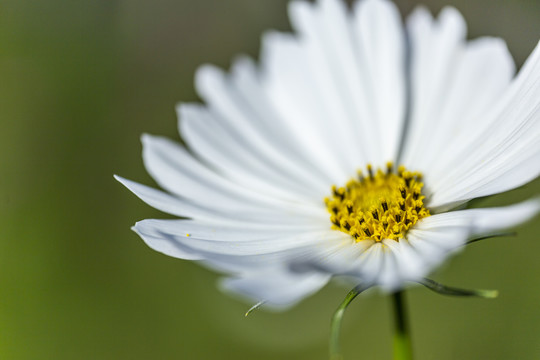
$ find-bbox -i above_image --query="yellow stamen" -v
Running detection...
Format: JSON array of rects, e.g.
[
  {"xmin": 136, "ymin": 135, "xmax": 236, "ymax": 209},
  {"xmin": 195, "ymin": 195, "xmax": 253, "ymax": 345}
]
[{"xmin": 325, "ymin": 163, "xmax": 430, "ymax": 242}]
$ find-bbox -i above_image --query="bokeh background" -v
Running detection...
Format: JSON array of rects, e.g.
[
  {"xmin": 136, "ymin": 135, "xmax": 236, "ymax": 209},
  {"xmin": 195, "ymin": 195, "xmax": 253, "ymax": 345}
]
[{"xmin": 1, "ymin": 0, "xmax": 540, "ymax": 359}]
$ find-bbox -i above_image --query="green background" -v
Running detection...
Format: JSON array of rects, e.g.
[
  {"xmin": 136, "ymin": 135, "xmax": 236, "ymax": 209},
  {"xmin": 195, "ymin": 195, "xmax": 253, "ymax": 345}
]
[{"xmin": 1, "ymin": 0, "xmax": 539, "ymax": 359}]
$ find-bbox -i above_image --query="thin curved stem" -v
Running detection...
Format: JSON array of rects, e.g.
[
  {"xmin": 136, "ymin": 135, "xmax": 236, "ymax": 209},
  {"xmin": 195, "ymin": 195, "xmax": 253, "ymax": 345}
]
[
  {"xmin": 465, "ymin": 232, "xmax": 516, "ymax": 246},
  {"xmin": 329, "ymin": 285, "xmax": 366, "ymax": 360},
  {"xmin": 392, "ymin": 291, "xmax": 413, "ymax": 360},
  {"xmin": 244, "ymin": 301, "xmax": 266, "ymax": 317},
  {"xmin": 419, "ymin": 278, "xmax": 498, "ymax": 298}
]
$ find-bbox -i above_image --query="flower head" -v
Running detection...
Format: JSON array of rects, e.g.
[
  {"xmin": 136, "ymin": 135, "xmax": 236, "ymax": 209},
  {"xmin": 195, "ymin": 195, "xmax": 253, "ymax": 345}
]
[{"xmin": 117, "ymin": 0, "xmax": 540, "ymax": 309}]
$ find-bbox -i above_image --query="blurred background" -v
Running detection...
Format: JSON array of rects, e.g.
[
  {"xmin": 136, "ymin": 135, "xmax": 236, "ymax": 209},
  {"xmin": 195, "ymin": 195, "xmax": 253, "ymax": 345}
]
[{"xmin": 1, "ymin": 0, "xmax": 540, "ymax": 359}]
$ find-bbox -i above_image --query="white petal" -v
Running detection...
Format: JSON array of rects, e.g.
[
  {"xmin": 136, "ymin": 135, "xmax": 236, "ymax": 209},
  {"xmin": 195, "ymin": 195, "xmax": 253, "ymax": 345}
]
[
  {"xmin": 400, "ymin": 7, "xmax": 484, "ymax": 172},
  {"xmin": 261, "ymin": 0, "xmax": 407, "ymax": 178},
  {"xmin": 387, "ymin": 238, "xmax": 428, "ymax": 283},
  {"xmin": 355, "ymin": 242, "xmax": 386, "ymax": 285},
  {"xmin": 290, "ymin": 0, "xmax": 407, "ymax": 167},
  {"xmin": 406, "ymin": 225, "xmax": 469, "ymax": 269},
  {"xmin": 260, "ymin": 31, "xmax": 352, "ymax": 185},
  {"xmin": 424, "ymin": 198, "xmax": 540, "ymax": 236},
  {"xmin": 351, "ymin": 0, "xmax": 406, "ymax": 163},
  {"xmin": 407, "ymin": 37, "xmax": 515, "ymax": 177},
  {"xmin": 190, "ymin": 64, "xmax": 332, "ymax": 198},
  {"xmin": 288, "ymin": 0, "xmax": 367, "ymax": 172},
  {"xmin": 227, "ymin": 57, "xmax": 337, "ymax": 185},
  {"xmin": 115, "ymin": 176, "xmax": 327, "ymax": 225},
  {"xmin": 142, "ymin": 133, "xmax": 325, "ymax": 213},
  {"xmin": 290, "ymin": 237, "xmax": 388, "ymax": 286},
  {"xmin": 134, "ymin": 219, "xmax": 331, "ymax": 255},
  {"xmin": 377, "ymin": 240, "xmax": 404, "ymax": 290},
  {"xmin": 427, "ymin": 41, "xmax": 540, "ymax": 207},
  {"xmin": 116, "ymin": 175, "xmax": 202, "ymax": 218},
  {"xmin": 137, "ymin": 219, "xmax": 329, "ymax": 240},
  {"xmin": 132, "ymin": 224, "xmax": 203, "ymax": 261},
  {"xmin": 220, "ymin": 268, "xmax": 331, "ymax": 309},
  {"xmin": 398, "ymin": 199, "xmax": 540, "ymax": 281},
  {"xmin": 401, "ymin": 6, "xmax": 467, "ymax": 169},
  {"xmin": 133, "ymin": 218, "xmax": 349, "ymax": 273},
  {"xmin": 179, "ymin": 102, "xmax": 323, "ymax": 203}
]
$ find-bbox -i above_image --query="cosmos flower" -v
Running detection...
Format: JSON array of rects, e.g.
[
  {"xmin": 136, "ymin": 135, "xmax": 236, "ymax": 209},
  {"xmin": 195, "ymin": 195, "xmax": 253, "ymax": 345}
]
[{"xmin": 116, "ymin": 0, "xmax": 540, "ymax": 309}]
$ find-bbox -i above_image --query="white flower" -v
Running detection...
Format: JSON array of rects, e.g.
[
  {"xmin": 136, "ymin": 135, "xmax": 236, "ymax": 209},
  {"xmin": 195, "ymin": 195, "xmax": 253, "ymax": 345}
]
[{"xmin": 116, "ymin": 0, "xmax": 540, "ymax": 309}]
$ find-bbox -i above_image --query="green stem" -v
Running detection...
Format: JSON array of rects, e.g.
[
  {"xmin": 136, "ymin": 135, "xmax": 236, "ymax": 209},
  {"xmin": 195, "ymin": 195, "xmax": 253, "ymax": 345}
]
[
  {"xmin": 329, "ymin": 285, "xmax": 365, "ymax": 360},
  {"xmin": 392, "ymin": 291, "xmax": 413, "ymax": 360}
]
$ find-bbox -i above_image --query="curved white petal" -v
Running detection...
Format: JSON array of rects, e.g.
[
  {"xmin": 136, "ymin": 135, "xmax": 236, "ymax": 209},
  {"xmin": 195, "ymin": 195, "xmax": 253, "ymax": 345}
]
[
  {"xmin": 427, "ymin": 38, "xmax": 513, "ymax": 161},
  {"xmin": 350, "ymin": 0, "xmax": 406, "ymax": 163},
  {"xmin": 397, "ymin": 198, "xmax": 540, "ymax": 282},
  {"xmin": 220, "ymin": 268, "xmax": 331, "ymax": 310},
  {"xmin": 405, "ymin": 37, "xmax": 515, "ymax": 177},
  {"xmin": 189, "ymin": 63, "xmax": 333, "ymax": 200},
  {"xmin": 134, "ymin": 219, "xmax": 331, "ymax": 254},
  {"xmin": 133, "ymin": 218, "xmax": 350, "ymax": 273},
  {"xmin": 424, "ymin": 198, "xmax": 540, "ymax": 235},
  {"xmin": 427, "ymin": 40, "xmax": 540, "ymax": 208},
  {"xmin": 142, "ymin": 133, "xmax": 326, "ymax": 212},
  {"xmin": 260, "ymin": 31, "xmax": 352, "ymax": 185},
  {"xmin": 288, "ymin": 0, "xmax": 368, "ymax": 172},
  {"xmin": 376, "ymin": 240, "xmax": 403, "ymax": 290},
  {"xmin": 226, "ymin": 57, "xmax": 337, "ymax": 186},
  {"xmin": 384, "ymin": 238, "xmax": 426, "ymax": 285},
  {"xmin": 115, "ymin": 176, "xmax": 328, "ymax": 225},
  {"xmin": 401, "ymin": 6, "xmax": 467, "ymax": 169},
  {"xmin": 264, "ymin": 0, "xmax": 406, "ymax": 175},
  {"xmin": 354, "ymin": 242, "xmax": 386, "ymax": 285},
  {"xmin": 138, "ymin": 219, "xmax": 329, "ymax": 240},
  {"xmin": 132, "ymin": 225, "xmax": 204, "ymax": 261},
  {"xmin": 179, "ymin": 102, "xmax": 324, "ymax": 203},
  {"xmin": 116, "ymin": 175, "xmax": 202, "ymax": 218}
]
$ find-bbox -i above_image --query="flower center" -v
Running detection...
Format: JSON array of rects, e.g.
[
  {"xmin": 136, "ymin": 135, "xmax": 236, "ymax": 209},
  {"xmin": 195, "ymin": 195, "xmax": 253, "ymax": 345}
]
[{"xmin": 324, "ymin": 163, "xmax": 430, "ymax": 242}]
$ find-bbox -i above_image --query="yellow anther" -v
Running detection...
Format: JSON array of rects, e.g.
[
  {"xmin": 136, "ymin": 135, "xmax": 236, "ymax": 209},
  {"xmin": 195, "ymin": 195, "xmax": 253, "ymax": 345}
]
[
  {"xmin": 386, "ymin": 161, "xmax": 394, "ymax": 174},
  {"xmin": 399, "ymin": 186, "xmax": 407, "ymax": 199},
  {"xmin": 362, "ymin": 226, "xmax": 372, "ymax": 237},
  {"xmin": 380, "ymin": 198, "xmax": 389, "ymax": 212},
  {"xmin": 344, "ymin": 200, "xmax": 354, "ymax": 214},
  {"xmin": 371, "ymin": 208, "xmax": 379, "ymax": 221},
  {"xmin": 366, "ymin": 164, "xmax": 374, "ymax": 179}
]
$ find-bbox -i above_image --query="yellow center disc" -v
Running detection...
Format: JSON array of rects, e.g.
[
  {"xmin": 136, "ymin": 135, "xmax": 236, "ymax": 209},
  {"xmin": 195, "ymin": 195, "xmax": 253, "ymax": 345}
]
[{"xmin": 324, "ymin": 163, "xmax": 430, "ymax": 242}]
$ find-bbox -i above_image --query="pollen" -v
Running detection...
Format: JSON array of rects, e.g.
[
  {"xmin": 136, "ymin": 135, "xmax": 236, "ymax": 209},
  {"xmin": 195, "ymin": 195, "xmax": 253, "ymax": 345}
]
[{"xmin": 324, "ymin": 163, "xmax": 430, "ymax": 242}]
